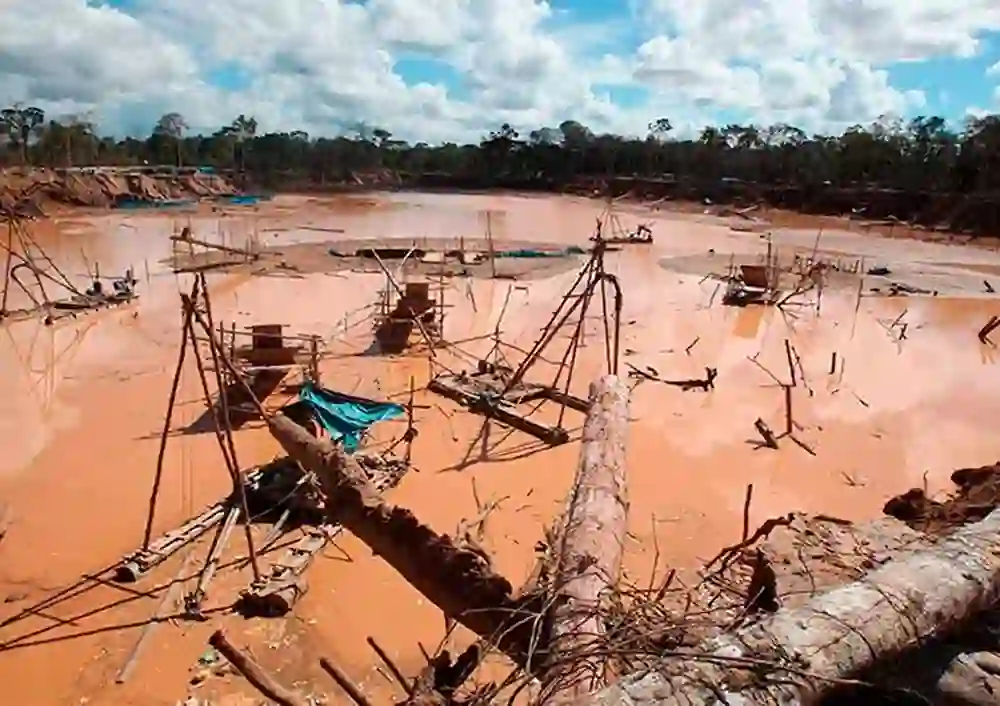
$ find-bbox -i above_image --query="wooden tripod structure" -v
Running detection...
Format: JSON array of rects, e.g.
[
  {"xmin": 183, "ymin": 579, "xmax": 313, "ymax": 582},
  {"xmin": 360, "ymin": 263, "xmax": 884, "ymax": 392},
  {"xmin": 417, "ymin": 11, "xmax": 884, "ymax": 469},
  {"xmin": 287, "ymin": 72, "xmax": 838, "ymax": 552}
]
[
  {"xmin": 429, "ymin": 240, "xmax": 623, "ymax": 447},
  {"xmin": 138, "ymin": 273, "xmax": 263, "ymax": 617}
]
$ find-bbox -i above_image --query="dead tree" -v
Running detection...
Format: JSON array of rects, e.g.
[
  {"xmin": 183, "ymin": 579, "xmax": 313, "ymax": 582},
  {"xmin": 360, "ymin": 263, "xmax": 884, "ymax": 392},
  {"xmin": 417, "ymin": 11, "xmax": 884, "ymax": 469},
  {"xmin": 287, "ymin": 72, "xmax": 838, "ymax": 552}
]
[
  {"xmin": 542, "ymin": 375, "xmax": 629, "ymax": 700},
  {"xmin": 575, "ymin": 506, "xmax": 1000, "ymax": 706},
  {"xmin": 267, "ymin": 415, "xmax": 539, "ymax": 661}
]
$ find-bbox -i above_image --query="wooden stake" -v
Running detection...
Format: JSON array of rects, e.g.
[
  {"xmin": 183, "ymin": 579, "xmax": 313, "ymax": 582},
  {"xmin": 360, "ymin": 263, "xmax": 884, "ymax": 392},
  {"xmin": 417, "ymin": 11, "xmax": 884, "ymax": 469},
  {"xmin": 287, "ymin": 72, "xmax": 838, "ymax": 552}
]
[
  {"xmin": 181, "ymin": 289, "xmax": 260, "ymax": 582},
  {"xmin": 753, "ymin": 418, "xmax": 778, "ymax": 449},
  {"xmin": 366, "ymin": 636, "xmax": 413, "ymax": 696},
  {"xmin": 783, "ymin": 384, "xmax": 793, "ymax": 435},
  {"xmin": 486, "ymin": 212, "xmax": 497, "ymax": 279},
  {"xmin": 741, "ymin": 484, "xmax": 753, "ymax": 542},
  {"xmin": 209, "ymin": 630, "xmax": 306, "ymax": 706},
  {"xmin": 320, "ymin": 657, "xmax": 373, "ymax": 706},
  {"xmin": 783, "ymin": 339, "xmax": 796, "ymax": 386}
]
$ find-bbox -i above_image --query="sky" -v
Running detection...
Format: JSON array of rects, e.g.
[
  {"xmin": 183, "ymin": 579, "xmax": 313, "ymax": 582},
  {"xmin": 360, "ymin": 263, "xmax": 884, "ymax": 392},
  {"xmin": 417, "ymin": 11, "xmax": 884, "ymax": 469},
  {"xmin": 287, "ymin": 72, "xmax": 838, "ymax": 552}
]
[{"xmin": 1, "ymin": 0, "xmax": 999, "ymax": 143}]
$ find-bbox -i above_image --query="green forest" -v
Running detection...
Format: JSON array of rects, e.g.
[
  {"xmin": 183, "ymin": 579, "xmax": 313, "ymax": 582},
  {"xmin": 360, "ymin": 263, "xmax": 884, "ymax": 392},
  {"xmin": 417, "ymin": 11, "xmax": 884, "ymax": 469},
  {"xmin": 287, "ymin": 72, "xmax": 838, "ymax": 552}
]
[{"xmin": 3, "ymin": 105, "xmax": 1000, "ymax": 195}]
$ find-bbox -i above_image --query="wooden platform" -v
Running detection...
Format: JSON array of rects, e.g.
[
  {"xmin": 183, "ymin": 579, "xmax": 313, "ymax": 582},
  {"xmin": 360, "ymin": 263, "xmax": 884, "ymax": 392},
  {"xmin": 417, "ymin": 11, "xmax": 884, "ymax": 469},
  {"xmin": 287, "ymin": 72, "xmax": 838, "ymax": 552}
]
[
  {"xmin": 237, "ymin": 455, "xmax": 411, "ymax": 616},
  {"xmin": 428, "ymin": 369, "xmax": 589, "ymax": 445}
]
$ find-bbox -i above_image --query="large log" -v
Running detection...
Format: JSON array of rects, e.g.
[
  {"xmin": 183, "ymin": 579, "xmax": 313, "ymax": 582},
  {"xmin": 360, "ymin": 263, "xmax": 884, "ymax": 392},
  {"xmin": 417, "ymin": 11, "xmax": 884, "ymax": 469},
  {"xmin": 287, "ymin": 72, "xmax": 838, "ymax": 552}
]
[
  {"xmin": 267, "ymin": 414, "xmax": 537, "ymax": 660},
  {"xmin": 576, "ymin": 507, "xmax": 1000, "ymax": 706},
  {"xmin": 543, "ymin": 375, "xmax": 630, "ymax": 700}
]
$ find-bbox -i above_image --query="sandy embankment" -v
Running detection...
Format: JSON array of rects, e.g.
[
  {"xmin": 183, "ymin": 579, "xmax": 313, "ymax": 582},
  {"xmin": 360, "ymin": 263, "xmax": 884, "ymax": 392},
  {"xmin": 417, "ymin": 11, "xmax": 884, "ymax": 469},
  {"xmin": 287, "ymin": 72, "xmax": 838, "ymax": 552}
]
[
  {"xmin": 0, "ymin": 167, "xmax": 237, "ymax": 215},
  {"xmin": 0, "ymin": 192, "xmax": 999, "ymax": 705}
]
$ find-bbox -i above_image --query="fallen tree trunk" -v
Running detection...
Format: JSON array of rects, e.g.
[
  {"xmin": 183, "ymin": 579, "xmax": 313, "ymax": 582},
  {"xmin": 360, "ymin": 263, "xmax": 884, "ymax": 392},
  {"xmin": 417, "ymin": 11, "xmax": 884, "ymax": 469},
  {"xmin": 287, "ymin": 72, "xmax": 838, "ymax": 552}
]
[
  {"xmin": 267, "ymin": 414, "xmax": 538, "ymax": 661},
  {"xmin": 575, "ymin": 507, "xmax": 1000, "ymax": 706},
  {"xmin": 543, "ymin": 375, "xmax": 629, "ymax": 700}
]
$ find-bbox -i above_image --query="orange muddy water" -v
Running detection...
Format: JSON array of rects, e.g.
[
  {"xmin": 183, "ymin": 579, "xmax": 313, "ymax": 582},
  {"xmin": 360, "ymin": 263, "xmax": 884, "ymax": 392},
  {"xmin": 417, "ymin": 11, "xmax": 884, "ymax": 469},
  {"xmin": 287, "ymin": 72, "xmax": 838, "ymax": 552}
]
[{"xmin": 1, "ymin": 193, "xmax": 1000, "ymax": 705}]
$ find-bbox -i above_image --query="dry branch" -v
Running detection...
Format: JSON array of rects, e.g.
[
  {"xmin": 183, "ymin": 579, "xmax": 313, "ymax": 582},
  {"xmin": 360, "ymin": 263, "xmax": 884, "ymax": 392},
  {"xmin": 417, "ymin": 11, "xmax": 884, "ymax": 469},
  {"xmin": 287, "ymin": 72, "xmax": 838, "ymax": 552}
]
[
  {"xmin": 577, "ymin": 506, "xmax": 1000, "ymax": 706},
  {"xmin": 209, "ymin": 630, "xmax": 306, "ymax": 706},
  {"xmin": 543, "ymin": 375, "xmax": 629, "ymax": 700},
  {"xmin": 320, "ymin": 656, "xmax": 373, "ymax": 706}
]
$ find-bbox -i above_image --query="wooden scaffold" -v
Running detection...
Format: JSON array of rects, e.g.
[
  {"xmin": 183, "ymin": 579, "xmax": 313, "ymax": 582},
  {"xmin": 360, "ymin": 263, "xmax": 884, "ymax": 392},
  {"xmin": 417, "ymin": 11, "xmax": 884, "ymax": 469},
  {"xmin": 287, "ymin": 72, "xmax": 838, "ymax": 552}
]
[
  {"xmin": 370, "ymin": 248, "xmax": 447, "ymax": 354},
  {"xmin": 428, "ymin": 239, "xmax": 623, "ymax": 445},
  {"xmin": 102, "ymin": 273, "xmax": 420, "ymax": 686}
]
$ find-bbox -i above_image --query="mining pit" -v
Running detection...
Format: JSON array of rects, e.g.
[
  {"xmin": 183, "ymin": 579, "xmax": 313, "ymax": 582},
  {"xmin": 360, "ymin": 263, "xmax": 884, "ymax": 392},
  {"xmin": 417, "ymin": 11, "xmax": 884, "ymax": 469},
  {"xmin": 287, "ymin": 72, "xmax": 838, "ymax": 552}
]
[{"xmin": 2, "ymin": 191, "xmax": 1000, "ymax": 706}]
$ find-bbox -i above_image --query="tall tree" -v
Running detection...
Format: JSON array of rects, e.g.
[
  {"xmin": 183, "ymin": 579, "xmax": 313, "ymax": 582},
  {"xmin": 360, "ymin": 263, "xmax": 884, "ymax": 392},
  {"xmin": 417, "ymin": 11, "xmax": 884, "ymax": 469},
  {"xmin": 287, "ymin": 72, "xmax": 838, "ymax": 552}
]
[
  {"xmin": 223, "ymin": 114, "xmax": 258, "ymax": 172},
  {"xmin": 153, "ymin": 112, "xmax": 188, "ymax": 167},
  {"xmin": 0, "ymin": 104, "xmax": 45, "ymax": 165}
]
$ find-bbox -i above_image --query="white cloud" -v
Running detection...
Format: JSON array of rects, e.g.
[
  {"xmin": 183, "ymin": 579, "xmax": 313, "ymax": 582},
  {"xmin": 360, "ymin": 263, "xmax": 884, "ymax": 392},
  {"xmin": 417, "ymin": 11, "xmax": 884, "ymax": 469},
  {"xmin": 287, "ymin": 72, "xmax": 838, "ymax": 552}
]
[
  {"xmin": 640, "ymin": 0, "xmax": 1000, "ymax": 64},
  {"xmin": 988, "ymin": 61, "xmax": 1000, "ymax": 76},
  {"xmin": 0, "ymin": 0, "xmax": 996, "ymax": 142}
]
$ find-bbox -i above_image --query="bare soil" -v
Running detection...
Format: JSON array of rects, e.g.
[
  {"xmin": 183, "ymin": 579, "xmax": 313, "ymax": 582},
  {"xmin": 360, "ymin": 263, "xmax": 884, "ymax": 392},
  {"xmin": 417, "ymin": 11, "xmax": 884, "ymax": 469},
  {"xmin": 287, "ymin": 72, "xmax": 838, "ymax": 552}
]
[
  {"xmin": 884, "ymin": 463, "xmax": 1000, "ymax": 534},
  {"xmin": 0, "ymin": 167, "xmax": 237, "ymax": 212}
]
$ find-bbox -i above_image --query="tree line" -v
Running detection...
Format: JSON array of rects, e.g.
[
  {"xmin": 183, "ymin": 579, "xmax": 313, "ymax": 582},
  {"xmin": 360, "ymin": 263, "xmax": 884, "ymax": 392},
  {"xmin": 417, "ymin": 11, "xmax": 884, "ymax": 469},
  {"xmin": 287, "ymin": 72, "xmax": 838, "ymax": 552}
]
[{"xmin": 3, "ymin": 103, "xmax": 1000, "ymax": 229}]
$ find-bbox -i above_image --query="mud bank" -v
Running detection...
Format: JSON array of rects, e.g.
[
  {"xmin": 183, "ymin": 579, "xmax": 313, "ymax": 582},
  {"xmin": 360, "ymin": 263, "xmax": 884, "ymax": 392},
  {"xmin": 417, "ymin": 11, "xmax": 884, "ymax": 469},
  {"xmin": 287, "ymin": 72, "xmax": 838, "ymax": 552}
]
[
  {"xmin": 170, "ymin": 235, "xmax": 587, "ymax": 280},
  {"xmin": 0, "ymin": 167, "xmax": 238, "ymax": 212}
]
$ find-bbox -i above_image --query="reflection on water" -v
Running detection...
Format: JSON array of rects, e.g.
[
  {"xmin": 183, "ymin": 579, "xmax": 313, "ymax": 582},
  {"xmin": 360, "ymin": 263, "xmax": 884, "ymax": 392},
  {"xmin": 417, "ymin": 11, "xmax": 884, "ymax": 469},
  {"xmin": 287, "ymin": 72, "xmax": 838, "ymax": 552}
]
[
  {"xmin": 0, "ymin": 318, "xmax": 98, "ymax": 477},
  {"xmin": 731, "ymin": 305, "xmax": 771, "ymax": 340}
]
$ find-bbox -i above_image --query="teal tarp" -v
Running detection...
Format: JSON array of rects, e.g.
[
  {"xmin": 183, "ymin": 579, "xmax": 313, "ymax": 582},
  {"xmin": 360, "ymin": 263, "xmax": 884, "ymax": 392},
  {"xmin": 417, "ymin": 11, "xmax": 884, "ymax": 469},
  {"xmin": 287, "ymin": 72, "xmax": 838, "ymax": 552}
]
[
  {"xmin": 298, "ymin": 382, "xmax": 404, "ymax": 453},
  {"xmin": 495, "ymin": 245, "xmax": 586, "ymax": 259}
]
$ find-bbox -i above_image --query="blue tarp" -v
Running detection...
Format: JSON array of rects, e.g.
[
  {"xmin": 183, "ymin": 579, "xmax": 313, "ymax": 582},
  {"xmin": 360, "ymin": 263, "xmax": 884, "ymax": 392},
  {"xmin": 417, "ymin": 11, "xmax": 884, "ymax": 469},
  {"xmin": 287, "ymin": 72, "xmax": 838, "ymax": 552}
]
[
  {"xmin": 298, "ymin": 382, "xmax": 404, "ymax": 453},
  {"xmin": 495, "ymin": 245, "xmax": 586, "ymax": 259},
  {"xmin": 114, "ymin": 197, "xmax": 195, "ymax": 210},
  {"xmin": 216, "ymin": 194, "xmax": 274, "ymax": 206}
]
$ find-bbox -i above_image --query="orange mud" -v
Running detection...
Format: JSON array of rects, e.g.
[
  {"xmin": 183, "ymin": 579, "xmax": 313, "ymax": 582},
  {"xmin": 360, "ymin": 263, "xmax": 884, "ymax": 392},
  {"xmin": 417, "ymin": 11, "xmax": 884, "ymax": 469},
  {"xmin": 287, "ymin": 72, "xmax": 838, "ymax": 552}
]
[{"xmin": 2, "ymin": 193, "xmax": 1000, "ymax": 705}]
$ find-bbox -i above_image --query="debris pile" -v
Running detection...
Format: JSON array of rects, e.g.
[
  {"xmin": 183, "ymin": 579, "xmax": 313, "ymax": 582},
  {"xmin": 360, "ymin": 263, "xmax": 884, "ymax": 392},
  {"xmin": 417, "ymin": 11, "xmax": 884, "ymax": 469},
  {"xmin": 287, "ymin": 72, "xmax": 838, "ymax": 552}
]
[{"xmin": 884, "ymin": 462, "xmax": 1000, "ymax": 534}]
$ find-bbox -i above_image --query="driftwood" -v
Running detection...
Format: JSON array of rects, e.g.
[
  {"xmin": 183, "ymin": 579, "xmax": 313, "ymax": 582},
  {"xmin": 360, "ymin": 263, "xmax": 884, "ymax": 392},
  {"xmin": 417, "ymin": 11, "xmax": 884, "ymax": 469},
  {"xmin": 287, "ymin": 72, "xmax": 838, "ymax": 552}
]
[
  {"xmin": 320, "ymin": 656, "xmax": 373, "ymax": 706},
  {"xmin": 267, "ymin": 415, "xmax": 539, "ymax": 660},
  {"xmin": 543, "ymin": 375, "xmax": 629, "ymax": 699},
  {"xmin": 209, "ymin": 629, "xmax": 306, "ymax": 706},
  {"xmin": 577, "ymin": 506, "xmax": 1000, "ymax": 706}
]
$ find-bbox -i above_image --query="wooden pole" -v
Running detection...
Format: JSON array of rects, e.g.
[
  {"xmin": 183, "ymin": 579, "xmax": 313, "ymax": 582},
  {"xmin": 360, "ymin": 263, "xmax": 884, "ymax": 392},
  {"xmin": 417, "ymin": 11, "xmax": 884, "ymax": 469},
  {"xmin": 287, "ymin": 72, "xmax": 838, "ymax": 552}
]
[
  {"xmin": 1, "ymin": 221, "xmax": 15, "ymax": 313},
  {"xmin": 578, "ymin": 506, "xmax": 1000, "ymax": 706},
  {"xmin": 142, "ymin": 284, "xmax": 197, "ymax": 550},
  {"xmin": 187, "ymin": 281, "xmax": 261, "ymax": 581},
  {"xmin": 319, "ymin": 657, "xmax": 373, "ymax": 706},
  {"xmin": 209, "ymin": 630, "xmax": 306, "ymax": 706},
  {"xmin": 486, "ymin": 212, "xmax": 497, "ymax": 279},
  {"xmin": 542, "ymin": 375, "xmax": 629, "ymax": 700}
]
